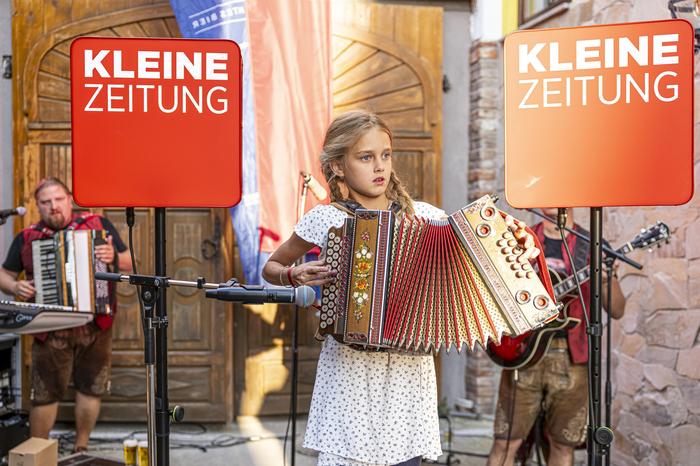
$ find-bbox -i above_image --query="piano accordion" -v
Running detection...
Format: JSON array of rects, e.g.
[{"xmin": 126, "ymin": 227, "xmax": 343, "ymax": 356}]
[
  {"xmin": 319, "ymin": 196, "xmax": 559, "ymax": 353},
  {"xmin": 32, "ymin": 230, "xmax": 111, "ymax": 315}
]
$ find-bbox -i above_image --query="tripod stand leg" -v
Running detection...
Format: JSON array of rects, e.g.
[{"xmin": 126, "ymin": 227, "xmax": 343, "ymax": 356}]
[{"xmin": 147, "ymin": 363, "xmax": 157, "ymax": 466}]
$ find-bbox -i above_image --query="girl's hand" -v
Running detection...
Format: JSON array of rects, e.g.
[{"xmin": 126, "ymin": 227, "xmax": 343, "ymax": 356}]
[
  {"xmin": 503, "ymin": 215, "xmax": 541, "ymax": 263},
  {"xmin": 289, "ymin": 260, "xmax": 337, "ymax": 286}
]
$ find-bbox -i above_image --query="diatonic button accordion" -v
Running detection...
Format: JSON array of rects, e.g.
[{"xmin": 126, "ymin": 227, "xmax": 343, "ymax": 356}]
[{"xmin": 319, "ymin": 196, "xmax": 559, "ymax": 353}]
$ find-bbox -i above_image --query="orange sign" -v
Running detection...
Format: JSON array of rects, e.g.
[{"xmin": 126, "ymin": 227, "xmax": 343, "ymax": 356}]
[
  {"xmin": 504, "ymin": 20, "xmax": 694, "ymax": 208},
  {"xmin": 70, "ymin": 37, "xmax": 242, "ymax": 207}
]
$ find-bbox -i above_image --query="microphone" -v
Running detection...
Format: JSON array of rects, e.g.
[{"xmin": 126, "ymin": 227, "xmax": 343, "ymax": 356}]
[
  {"xmin": 206, "ymin": 284, "xmax": 316, "ymax": 307},
  {"xmin": 300, "ymin": 171, "xmax": 328, "ymax": 201},
  {"xmin": 557, "ymin": 208, "xmax": 568, "ymax": 230},
  {"xmin": 0, "ymin": 206, "xmax": 26, "ymax": 219}
]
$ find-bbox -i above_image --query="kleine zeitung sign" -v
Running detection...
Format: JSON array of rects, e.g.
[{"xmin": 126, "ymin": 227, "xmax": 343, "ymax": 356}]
[
  {"xmin": 504, "ymin": 20, "xmax": 694, "ymax": 208},
  {"xmin": 71, "ymin": 37, "xmax": 242, "ymax": 208}
]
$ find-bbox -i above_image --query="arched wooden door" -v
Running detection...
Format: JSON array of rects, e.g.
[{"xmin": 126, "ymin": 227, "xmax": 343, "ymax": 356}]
[
  {"xmin": 331, "ymin": 2, "xmax": 442, "ymax": 205},
  {"xmin": 235, "ymin": 2, "xmax": 443, "ymax": 415},
  {"xmin": 13, "ymin": 1, "xmax": 234, "ymax": 422}
]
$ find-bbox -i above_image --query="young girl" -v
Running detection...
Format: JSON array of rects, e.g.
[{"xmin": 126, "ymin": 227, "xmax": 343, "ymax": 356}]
[{"xmin": 262, "ymin": 110, "xmax": 536, "ymax": 466}]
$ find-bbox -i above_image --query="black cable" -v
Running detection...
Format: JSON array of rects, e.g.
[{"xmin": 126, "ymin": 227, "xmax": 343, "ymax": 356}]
[
  {"xmin": 283, "ymin": 354, "xmax": 293, "ymax": 466},
  {"xmin": 499, "ymin": 371, "xmax": 518, "ymax": 466},
  {"xmin": 125, "ymin": 208, "xmax": 145, "ymax": 329},
  {"xmin": 559, "ymin": 226, "xmax": 597, "ymax": 432},
  {"xmin": 53, "ymin": 428, "xmax": 287, "ymax": 456},
  {"xmin": 442, "ymin": 449, "xmax": 490, "ymax": 459}
]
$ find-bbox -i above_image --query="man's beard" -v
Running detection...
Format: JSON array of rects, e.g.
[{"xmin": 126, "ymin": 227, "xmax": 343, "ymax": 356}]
[{"xmin": 44, "ymin": 212, "xmax": 67, "ymax": 230}]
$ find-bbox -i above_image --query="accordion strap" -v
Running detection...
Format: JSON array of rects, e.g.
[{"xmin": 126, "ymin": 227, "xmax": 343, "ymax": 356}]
[
  {"xmin": 331, "ymin": 200, "xmax": 403, "ymax": 217},
  {"xmin": 330, "ymin": 201, "xmax": 356, "ymax": 217}
]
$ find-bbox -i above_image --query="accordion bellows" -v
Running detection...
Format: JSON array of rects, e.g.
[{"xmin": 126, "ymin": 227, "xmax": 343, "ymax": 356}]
[{"xmin": 319, "ymin": 196, "xmax": 559, "ymax": 353}]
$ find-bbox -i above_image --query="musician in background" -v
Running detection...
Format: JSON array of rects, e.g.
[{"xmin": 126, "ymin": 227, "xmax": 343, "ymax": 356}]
[
  {"xmin": 0, "ymin": 178, "xmax": 132, "ymax": 452},
  {"xmin": 487, "ymin": 207, "xmax": 625, "ymax": 466}
]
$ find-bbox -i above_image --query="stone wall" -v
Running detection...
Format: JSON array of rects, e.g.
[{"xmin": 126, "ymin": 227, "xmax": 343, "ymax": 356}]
[
  {"xmin": 466, "ymin": 39, "xmax": 502, "ymax": 414},
  {"xmin": 467, "ymin": 0, "xmax": 700, "ymax": 462}
]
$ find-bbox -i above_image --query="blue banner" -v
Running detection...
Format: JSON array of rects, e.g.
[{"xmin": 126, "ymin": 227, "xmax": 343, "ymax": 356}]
[{"xmin": 170, "ymin": 0, "xmax": 263, "ymax": 284}]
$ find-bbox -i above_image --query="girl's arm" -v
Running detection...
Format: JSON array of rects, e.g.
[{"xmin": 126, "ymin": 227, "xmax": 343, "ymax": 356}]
[{"xmin": 262, "ymin": 233, "xmax": 337, "ymax": 287}]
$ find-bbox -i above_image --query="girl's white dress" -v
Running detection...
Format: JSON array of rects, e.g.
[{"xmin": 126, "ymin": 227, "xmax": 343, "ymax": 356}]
[{"xmin": 296, "ymin": 202, "xmax": 444, "ymax": 466}]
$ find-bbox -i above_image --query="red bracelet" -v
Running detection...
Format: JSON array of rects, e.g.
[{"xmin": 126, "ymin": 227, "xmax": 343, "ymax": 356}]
[{"xmin": 286, "ymin": 267, "xmax": 297, "ymax": 287}]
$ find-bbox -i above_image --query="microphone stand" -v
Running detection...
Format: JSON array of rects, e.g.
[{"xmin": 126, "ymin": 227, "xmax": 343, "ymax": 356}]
[
  {"xmin": 589, "ymin": 208, "xmax": 612, "ymax": 466},
  {"xmin": 96, "ymin": 271, "xmax": 231, "ymax": 466},
  {"xmin": 524, "ymin": 209, "xmax": 642, "ymax": 270},
  {"xmin": 0, "ymin": 213, "xmax": 14, "ymax": 226},
  {"xmin": 526, "ymin": 208, "xmax": 636, "ymax": 466},
  {"xmin": 290, "ymin": 176, "xmax": 310, "ymax": 466}
]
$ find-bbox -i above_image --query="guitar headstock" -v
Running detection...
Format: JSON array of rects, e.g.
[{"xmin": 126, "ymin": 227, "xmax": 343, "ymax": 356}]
[{"xmin": 629, "ymin": 222, "xmax": 671, "ymax": 251}]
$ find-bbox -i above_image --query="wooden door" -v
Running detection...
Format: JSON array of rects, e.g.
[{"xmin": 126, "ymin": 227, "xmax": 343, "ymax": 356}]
[
  {"xmin": 235, "ymin": 2, "xmax": 443, "ymax": 415},
  {"xmin": 13, "ymin": 0, "xmax": 234, "ymax": 422}
]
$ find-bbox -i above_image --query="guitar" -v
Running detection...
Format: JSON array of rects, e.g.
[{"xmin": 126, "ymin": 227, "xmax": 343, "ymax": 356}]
[{"xmin": 485, "ymin": 222, "xmax": 670, "ymax": 370}]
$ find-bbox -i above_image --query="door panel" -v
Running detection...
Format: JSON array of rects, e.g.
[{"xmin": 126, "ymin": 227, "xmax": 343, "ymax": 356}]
[
  {"xmin": 234, "ymin": 1, "xmax": 443, "ymax": 415},
  {"xmin": 13, "ymin": 1, "xmax": 233, "ymax": 422}
]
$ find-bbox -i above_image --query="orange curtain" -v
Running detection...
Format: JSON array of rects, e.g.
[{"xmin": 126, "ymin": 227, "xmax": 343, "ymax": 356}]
[{"xmin": 246, "ymin": 0, "xmax": 332, "ymax": 252}]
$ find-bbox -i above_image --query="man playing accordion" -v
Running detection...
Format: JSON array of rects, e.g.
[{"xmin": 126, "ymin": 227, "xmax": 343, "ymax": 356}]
[{"xmin": 0, "ymin": 178, "xmax": 132, "ymax": 453}]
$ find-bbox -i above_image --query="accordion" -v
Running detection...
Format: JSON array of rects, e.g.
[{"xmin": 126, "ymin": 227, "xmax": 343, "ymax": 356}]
[
  {"xmin": 32, "ymin": 229, "xmax": 111, "ymax": 314},
  {"xmin": 319, "ymin": 196, "xmax": 559, "ymax": 353}
]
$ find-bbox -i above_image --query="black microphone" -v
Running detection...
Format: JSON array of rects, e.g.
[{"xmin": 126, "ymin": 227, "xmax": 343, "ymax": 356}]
[
  {"xmin": 557, "ymin": 208, "xmax": 568, "ymax": 230},
  {"xmin": 0, "ymin": 206, "xmax": 26, "ymax": 219},
  {"xmin": 206, "ymin": 284, "xmax": 316, "ymax": 307}
]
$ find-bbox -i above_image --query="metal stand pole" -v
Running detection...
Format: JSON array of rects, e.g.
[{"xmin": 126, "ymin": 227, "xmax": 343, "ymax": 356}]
[
  {"xmin": 588, "ymin": 207, "xmax": 613, "ymax": 466},
  {"xmin": 604, "ymin": 258, "xmax": 614, "ymax": 466},
  {"xmin": 291, "ymin": 304, "xmax": 299, "ymax": 466},
  {"xmin": 141, "ymin": 286, "xmax": 158, "ymax": 466},
  {"xmin": 155, "ymin": 208, "xmax": 170, "ymax": 466}
]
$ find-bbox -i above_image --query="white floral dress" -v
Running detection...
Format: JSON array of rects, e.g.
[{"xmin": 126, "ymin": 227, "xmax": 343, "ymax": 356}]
[{"xmin": 296, "ymin": 202, "xmax": 445, "ymax": 466}]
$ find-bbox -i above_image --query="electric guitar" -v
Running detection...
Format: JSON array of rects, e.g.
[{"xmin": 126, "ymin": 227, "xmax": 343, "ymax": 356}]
[{"xmin": 485, "ymin": 222, "xmax": 670, "ymax": 370}]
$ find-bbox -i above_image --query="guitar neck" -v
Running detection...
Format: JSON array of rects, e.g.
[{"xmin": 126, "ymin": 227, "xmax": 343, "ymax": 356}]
[
  {"xmin": 552, "ymin": 242, "xmax": 632, "ymax": 299},
  {"xmin": 554, "ymin": 265, "xmax": 591, "ymax": 299}
]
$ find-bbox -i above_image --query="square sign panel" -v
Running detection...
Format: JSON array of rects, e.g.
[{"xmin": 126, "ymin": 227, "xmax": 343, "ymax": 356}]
[
  {"xmin": 71, "ymin": 37, "xmax": 242, "ymax": 207},
  {"xmin": 504, "ymin": 20, "xmax": 694, "ymax": 208}
]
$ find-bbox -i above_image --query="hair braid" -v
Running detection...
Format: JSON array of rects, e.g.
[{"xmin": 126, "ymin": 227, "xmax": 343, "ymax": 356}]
[{"xmin": 386, "ymin": 172, "xmax": 414, "ymax": 216}]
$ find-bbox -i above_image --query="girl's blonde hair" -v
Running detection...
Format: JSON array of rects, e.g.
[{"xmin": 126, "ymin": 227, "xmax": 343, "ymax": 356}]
[{"xmin": 320, "ymin": 110, "xmax": 414, "ymax": 215}]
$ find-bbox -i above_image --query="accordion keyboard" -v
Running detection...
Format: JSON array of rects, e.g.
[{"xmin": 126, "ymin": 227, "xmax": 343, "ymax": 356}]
[{"xmin": 32, "ymin": 238, "xmax": 60, "ymax": 305}]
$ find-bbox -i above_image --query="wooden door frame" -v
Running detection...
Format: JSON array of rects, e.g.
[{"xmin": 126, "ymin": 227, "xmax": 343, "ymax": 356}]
[{"xmin": 12, "ymin": 2, "xmax": 236, "ymax": 422}]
